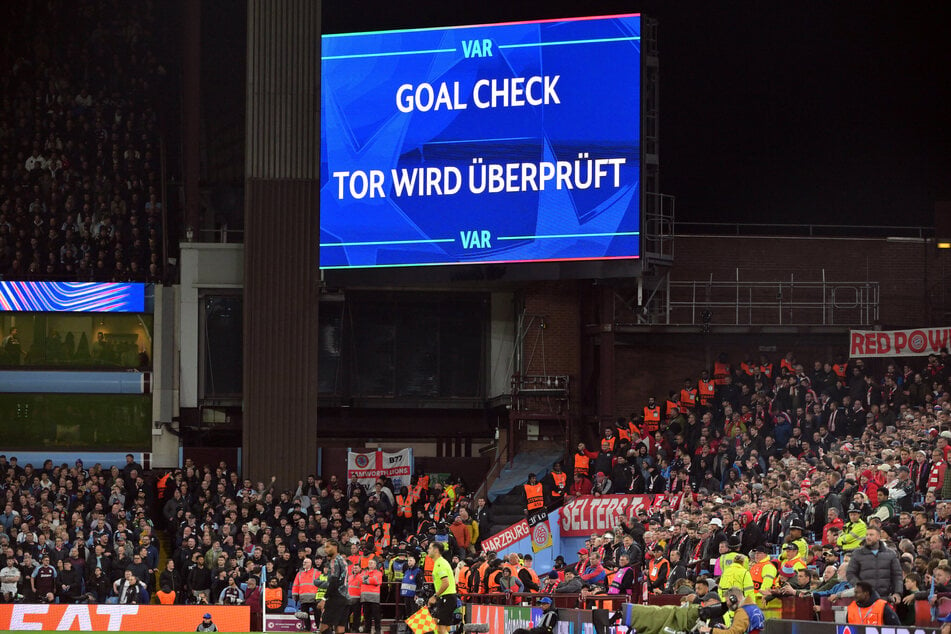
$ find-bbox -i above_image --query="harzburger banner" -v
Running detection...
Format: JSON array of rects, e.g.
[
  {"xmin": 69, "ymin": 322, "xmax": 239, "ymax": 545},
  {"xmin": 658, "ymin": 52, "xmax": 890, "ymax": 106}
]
[
  {"xmin": 849, "ymin": 327, "xmax": 951, "ymax": 358},
  {"xmin": 347, "ymin": 448, "xmax": 413, "ymax": 489}
]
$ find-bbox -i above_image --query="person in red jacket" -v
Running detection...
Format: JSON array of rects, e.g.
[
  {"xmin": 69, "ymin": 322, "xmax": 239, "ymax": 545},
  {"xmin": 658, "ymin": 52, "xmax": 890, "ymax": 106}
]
[
  {"xmin": 568, "ymin": 473, "xmax": 592, "ymax": 500},
  {"xmin": 359, "ymin": 559, "xmax": 383, "ymax": 634}
]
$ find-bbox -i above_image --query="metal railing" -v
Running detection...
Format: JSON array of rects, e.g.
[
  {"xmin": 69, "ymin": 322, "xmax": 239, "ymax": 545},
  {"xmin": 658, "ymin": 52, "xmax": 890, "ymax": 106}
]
[
  {"xmin": 665, "ymin": 276, "xmax": 879, "ymax": 326},
  {"xmin": 675, "ymin": 221, "xmax": 934, "ymax": 239}
]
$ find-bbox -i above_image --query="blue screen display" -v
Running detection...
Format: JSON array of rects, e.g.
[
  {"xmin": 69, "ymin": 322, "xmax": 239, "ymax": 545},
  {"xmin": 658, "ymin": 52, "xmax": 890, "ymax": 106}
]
[
  {"xmin": 0, "ymin": 282, "xmax": 146, "ymax": 312},
  {"xmin": 321, "ymin": 14, "xmax": 641, "ymax": 269}
]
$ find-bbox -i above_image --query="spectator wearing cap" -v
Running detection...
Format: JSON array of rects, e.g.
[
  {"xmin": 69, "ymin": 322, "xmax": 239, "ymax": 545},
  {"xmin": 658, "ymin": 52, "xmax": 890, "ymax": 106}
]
[
  {"xmin": 839, "ymin": 506, "xmax": 868, "ymax": 552},
  {"xmin": 777, "ymin": 543, "xmax": 807, "ymax": 581},
  {"xmin": 887, "ymin": 465, "xmax": 916, "ymax": 513},
  {"xmin": 591, "ymin": 471, "xmax": 612, "ymax": 496},
  {"xmin": 511, "ymin": 596, "xmax": 557, "ymax": 634},
  {"xmin": 702, "ymin": 518, "xmax": 726, "ymax": 572},
  {"xmin": 647, "ymin": 544, "xmax": 670, "ymax": 594},
  {"xmin": 782, "ymin": 523, "xmax": 808, "ymax": 561},
  {"xmin": 554, "ymin": 569, "xmax": 583, "ymax": 593}
]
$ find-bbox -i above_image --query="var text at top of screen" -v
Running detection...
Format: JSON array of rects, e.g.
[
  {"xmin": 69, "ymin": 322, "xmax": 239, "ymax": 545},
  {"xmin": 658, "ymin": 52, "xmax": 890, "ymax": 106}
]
[{"xmin": 320, "ymin": 14, "xmax": 642, "ymax": 270}]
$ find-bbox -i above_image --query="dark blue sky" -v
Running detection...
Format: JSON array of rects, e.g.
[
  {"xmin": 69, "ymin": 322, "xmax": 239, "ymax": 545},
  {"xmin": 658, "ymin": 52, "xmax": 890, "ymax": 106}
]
[{"xmin": 323, "ymin": 0, "xmax": 951, "ymax": 227}]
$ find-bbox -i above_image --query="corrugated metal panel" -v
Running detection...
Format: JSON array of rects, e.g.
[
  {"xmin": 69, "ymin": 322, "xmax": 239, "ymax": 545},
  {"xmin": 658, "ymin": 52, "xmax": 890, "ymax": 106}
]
[
  {"xmin": 243, "ymin": 0, "xmax": 321, "ymax": 482},
  {"xmin": 245, "ymin": 0, "xmax": 320, "ymax": 180},
  {"xmin": 244, "ymin": 180, "xmax": 321, "ymax": 482}
]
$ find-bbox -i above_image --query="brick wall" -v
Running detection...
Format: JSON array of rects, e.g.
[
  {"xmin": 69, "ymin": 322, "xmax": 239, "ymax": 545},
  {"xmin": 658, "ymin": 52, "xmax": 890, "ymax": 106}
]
[
  {"xmin": 521, "ymin": 281, "xmax": 582, "ymax": 380},
  {"xmin": 673, "ymin": 236, "xmax": 950, "ymax": 327}
]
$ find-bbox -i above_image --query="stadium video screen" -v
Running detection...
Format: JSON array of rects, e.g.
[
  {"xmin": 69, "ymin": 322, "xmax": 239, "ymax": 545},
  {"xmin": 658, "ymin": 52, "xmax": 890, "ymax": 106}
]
[{"xmin": 320, "ymin": 14, "xmax": 642, "ymax": 269}]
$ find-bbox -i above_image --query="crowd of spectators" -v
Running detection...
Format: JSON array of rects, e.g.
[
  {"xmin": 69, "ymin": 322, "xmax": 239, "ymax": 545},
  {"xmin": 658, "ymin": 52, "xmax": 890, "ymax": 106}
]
[
  {"xmin": 0, "ymin": 453, "xmax": 157, "ymax": 605},
  {"xmin": 0, "ymin": 1, "xmax": 168, "ymax": 282},
  {"xmin": 509, "ymin": 349, "xmax": 951, "ymax": 626},
  {"xmin": 0, "ymin": 348, "xmax": 949, "ymax": 632}
]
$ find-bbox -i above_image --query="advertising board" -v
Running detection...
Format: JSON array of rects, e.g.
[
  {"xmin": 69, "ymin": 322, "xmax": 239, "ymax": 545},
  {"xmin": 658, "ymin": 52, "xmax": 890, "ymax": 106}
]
[{"xmin": 0, "ymin": 604, "xmax": 249, "ymax": 631}]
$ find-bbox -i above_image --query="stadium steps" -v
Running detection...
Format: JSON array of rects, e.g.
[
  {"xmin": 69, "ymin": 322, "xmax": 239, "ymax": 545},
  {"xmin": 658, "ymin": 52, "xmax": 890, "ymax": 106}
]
[
  {"xmin": 484, "ymin": 441, "xmax": 564, "ymax": 537},
  {"xmin": 153, "ymin": 529, "xmax": 173, "ymax": 604}
]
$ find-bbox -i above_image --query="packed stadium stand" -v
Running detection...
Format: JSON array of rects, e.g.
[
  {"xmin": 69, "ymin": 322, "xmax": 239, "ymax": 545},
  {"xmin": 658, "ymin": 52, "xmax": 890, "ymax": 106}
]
[
  {"xmin": 2, "ymin": 2, "xmax": 950, "ymax": 634},
  {"xmin": 1, "ymin": 351, "xmax": 949, "ymax": 632},
  {"xmin": 0, "ymin": 0, "xmax": 170, "ymax": 282}
]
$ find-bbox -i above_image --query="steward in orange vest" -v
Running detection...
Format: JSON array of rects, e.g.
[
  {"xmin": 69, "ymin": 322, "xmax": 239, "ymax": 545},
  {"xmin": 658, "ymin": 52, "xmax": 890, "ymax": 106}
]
[
  {"xmin": 548, "ymin": 463, "xmax": 568, "ymax": 504},
  {"xmin": 157, "ymin": 587, "xmax": 176, "ymax": 604},
  {"xmin": 264, "ymin": 579, "xmax": 285, "ymax": 613},
  {"xmin": 698, "ymin": 372, "xmax": 716, "ymax": 405},
  {"xmin": 680, "ymin": 380, "xmax": 698, "ymax": 409},
  {"xmin": 643, "ymin": 398, "xmax": 661, "ymax": 434},
  {"xmin": 846, "ymin": 582, "xmax": 898, "ymax": 625},
  {"xmin": 647, "ymin": 546, "xmax": 669, "ymax": 593},
  {"xmin": 713, "ymin": 358, "xmax": 731, "ymax": 385},
  {"xmin": 395, "ymin": 488, "xmax": 414, "ymax": 517},
  {"xmin": 524, "ymin": 474, "xmax": 544, "ymax": 511},
  {"xmin": 574, "ymin": 444, "xmax": 595, "ymax": 477}
]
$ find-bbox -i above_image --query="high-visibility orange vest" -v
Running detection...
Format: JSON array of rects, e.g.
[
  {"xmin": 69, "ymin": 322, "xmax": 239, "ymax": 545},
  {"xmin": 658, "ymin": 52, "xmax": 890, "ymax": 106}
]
[
  {"xmin": 429, "ymin": 497, "xmax": 450, "ymax": 522},
  {"xmin": 396, "ymin": 495, "xmax": 413, "ymax": 518},
  {"xmin": 523, "ymin": 567, "xmax": 540, "ymax": 592},
  {"xmin": 292, "ymin": 568, "xmax": 321, "ymax": 596},
  {"xmin": 503, "ymin": 562, "xmax": 521, "ymax": 578},
  {"xmin": 847, "ymin": 599, "xmax": 887, "ymax": 625},
  {"xmin": 698, "ymin": 380, "xmax": 715, "ymax": 404},
  {"xmin": 781, "ymin": 359, "xmax": 796, "ymax": 374},
  {"xmin": 760, "ymin": 363, "xmax": 774, "ymax": 378},
  {"xmin": 424, "ymin": 556, "xmax": 435, "ymax": 583},
  {"xmin": 665, "ymin": 400, "xmax": 679, "ymax": 415},
  {"xmin": 740, "ymin": 362, "xmax": 757, "ymax": 376},
  {"xmin": 551, "ymin": 472, "xmax": 567, "ymax": 498},
  {"xmin": 524, "ymin": 483, "xmax": 544, "ymax": 510},
  {"xmin": 713, "ymin": 361, "xmax": 730, "ymax": 385},
  {"xmin": 265, "ymin": 587, "xmax": 283, "ymax": 610},
  {"xmin": 643, "ymin": 406, "xmax": 661, "ymax": 433},
  {"xmin": 833, "ymin": 363, "xmax": 848, "ymax": 381},
  {"xmin": 749, "ymin": 560, "xmax": 777, "ymax": 593},
  {"xmin": 359, "ymin": 569, "xmax": 382, "ymax": 598},
  {"xmin": 574, "ymin": 454, "xmax": 590, "ymax": 476},
  {"xmin": 157, "ymin": 589, "xmax": 176, "ymax": 604},
  {"xmin": 617, "ymin": 427, "xmax": 631, "ymax": 442},
  {"xmin": 347, "ymin": 565, "xmax": 363, "ymax": 599},
  {"xmin": 486, "ymin": 569, "xmax": 502, "ymax": 592},
  {"xmin": 603, "ymin": 436, "xmax": 616, "ymax": 451},
  {"xmin": 157, "ymin": 472, "xmax": 172, "ymax": 497},
  {"xmin": 680, "ymin": 388, "xmax": 697, "ymax": 407},
  {"xmin": 627, "ymin": 421, "xmax": 641, "ymax": 438},
  {"xmin": 648, "ymin": 558, "xmax": 668, "ymax": 583},
  {"xmin": 457, "ymin": 566, "xmax": 470, "ymax": 595}
]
